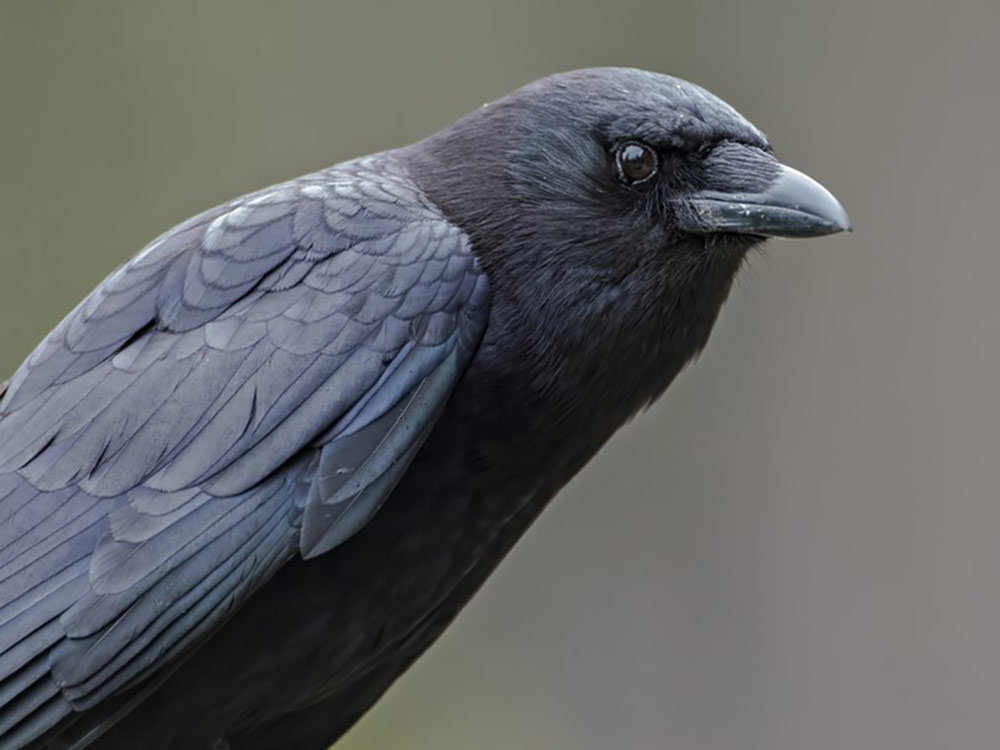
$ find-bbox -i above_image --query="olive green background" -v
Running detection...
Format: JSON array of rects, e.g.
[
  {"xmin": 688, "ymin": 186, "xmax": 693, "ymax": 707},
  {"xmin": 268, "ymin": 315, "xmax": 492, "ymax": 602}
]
[{"xmin": 2, "ymin": 2, "xmax": 999, "ymax": 749}]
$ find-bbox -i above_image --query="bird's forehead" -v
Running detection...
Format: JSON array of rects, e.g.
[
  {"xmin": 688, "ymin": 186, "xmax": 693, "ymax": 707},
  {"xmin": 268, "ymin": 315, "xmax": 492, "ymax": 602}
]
[{"xmin": 524, "ymin": 68, "xmax": 768, "ymax": 148}]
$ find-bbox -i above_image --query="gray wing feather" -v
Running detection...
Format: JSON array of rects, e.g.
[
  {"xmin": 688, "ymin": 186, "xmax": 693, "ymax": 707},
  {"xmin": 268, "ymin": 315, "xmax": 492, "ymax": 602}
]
[
  {"xmin": 299, "ymin": 343, "xmax": 461, "ymax": 559},
  {"xmin": 0, "ymin": 156, "xmax": 490, "ymax": 747}
]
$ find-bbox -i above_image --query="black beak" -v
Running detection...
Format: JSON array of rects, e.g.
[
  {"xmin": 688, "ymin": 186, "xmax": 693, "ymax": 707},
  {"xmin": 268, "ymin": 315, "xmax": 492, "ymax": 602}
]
[{"xmin": 681, "ymin": 163, "xmax": 851, "ymax": 238}]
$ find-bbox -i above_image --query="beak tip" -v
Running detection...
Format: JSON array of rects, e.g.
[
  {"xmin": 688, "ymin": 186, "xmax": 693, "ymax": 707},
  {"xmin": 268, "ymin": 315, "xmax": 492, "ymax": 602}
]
[
  {"xmin": 771, "ymin": 164, "xmax": 851, "ymax": 238},
  {"xmin": 832, "ymin": 201, "xmax": 852, "ymax": 234},
  {"xmin": 825, "ymin": 207, "xmax": 852, "ymax": 236}
]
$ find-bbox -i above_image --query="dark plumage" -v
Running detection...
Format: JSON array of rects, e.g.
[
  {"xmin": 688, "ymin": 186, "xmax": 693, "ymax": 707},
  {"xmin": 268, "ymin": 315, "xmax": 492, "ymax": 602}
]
[{"xmin": 0, "ymin": 68, "xmax": 848, "ymax": 749}]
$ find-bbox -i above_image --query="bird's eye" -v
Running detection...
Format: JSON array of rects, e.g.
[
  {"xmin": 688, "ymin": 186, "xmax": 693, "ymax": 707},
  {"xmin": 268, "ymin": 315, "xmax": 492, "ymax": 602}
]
[{"xmin": 615, "ymin": 142, "xmax": 657, "ymax": 184}]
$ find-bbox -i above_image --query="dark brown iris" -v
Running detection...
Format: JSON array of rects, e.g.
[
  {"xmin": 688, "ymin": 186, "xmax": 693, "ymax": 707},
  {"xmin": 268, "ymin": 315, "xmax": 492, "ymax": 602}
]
[{"xmin": 616, "ymin": 142, "xmax": 657, "ymax": 184}]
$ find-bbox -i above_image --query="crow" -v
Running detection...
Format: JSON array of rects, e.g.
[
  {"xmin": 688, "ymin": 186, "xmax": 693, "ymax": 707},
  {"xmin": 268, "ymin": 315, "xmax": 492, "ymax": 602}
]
[{"xmin": 0, "ymin": 68, "xmax": 849, "ymax": 749}]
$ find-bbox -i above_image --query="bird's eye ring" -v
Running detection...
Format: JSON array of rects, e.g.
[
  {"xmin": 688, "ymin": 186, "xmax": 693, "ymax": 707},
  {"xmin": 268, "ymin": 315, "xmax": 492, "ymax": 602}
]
[{"xmin": 615, "ymin": 142, "xmax": 657, "ymax": 184}]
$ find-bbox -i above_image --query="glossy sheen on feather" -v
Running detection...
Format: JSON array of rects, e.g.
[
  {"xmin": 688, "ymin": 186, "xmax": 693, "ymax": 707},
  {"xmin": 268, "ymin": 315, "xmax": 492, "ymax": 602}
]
[{"xmin": 0, "ymin": 153, "xmax": 489, "ymax": 747}]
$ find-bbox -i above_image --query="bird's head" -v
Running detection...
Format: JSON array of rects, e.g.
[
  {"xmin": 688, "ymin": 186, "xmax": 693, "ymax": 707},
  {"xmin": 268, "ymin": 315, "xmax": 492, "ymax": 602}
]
[
  {"xmin": 408, "ymin": 67, "xmax": 848, "ymax": 260},
  {"xmin": 404, "ymin": 68, "xmax": 849, "ymax": 412}
]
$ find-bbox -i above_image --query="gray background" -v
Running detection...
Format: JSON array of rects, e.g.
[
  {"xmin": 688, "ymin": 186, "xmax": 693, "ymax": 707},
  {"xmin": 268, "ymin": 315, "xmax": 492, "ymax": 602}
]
[{"xmin": 2, "ymin": 2, "xmax": 999, "ymax": 749}]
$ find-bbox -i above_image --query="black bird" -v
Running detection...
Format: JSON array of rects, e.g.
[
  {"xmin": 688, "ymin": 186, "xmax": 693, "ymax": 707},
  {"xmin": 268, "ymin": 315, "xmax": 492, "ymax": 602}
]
[{"xmin": 0, "ymin": 68, "xmax": 849, "ymax": 749}]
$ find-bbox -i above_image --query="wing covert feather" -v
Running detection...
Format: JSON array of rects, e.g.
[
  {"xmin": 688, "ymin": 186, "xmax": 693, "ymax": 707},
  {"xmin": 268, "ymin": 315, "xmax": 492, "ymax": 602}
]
[{"xmin": 0, "ymin": 154, "xmax": 490, "ymax": 747}]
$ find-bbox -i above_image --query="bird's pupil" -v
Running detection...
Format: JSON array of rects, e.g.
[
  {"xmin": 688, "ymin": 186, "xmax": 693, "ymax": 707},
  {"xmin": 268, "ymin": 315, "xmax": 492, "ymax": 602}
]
[{"xmin": 620, "ymin": 143, "xmax": 655, "ymax": 182}]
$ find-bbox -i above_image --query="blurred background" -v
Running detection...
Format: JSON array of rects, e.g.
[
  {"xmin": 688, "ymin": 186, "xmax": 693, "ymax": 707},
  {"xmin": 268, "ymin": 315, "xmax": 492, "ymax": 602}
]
[{"xmin": 2, "ymin": 2, "xmax": 999, "ymax": 748}]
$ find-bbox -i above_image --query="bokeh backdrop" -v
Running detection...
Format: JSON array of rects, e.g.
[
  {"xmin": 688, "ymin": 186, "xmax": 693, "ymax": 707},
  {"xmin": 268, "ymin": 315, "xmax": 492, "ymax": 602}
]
[{"xmin": 2, "ymin": 2, "xmax": 999, "ymax": 749}]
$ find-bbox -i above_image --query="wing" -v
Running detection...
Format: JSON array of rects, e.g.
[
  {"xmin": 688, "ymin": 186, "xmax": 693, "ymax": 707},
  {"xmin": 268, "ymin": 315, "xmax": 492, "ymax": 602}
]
[{"xmin": 0, "ymin": 155, "xmax": 490, "ymax": 747}]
